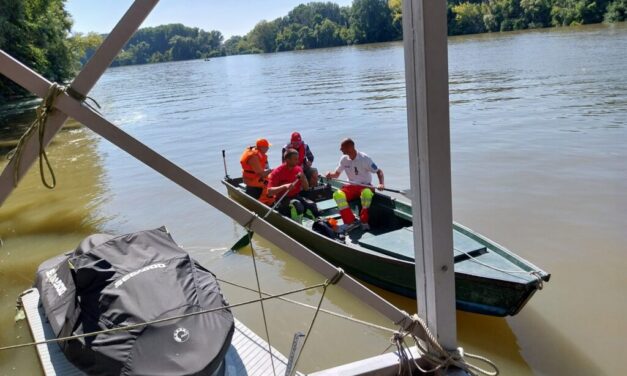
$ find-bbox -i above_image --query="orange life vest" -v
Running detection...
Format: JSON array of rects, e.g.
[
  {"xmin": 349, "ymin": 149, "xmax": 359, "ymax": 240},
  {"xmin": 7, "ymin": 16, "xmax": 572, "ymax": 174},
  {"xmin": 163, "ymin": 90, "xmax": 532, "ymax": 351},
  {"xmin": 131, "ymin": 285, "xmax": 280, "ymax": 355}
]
[
  {"xmin": 240, "ymin": 147, "xmax": 268, "ymax": 187},
  {"xmin": 259, "ymin": 185, "xmax": 275, "ymax": 206}
]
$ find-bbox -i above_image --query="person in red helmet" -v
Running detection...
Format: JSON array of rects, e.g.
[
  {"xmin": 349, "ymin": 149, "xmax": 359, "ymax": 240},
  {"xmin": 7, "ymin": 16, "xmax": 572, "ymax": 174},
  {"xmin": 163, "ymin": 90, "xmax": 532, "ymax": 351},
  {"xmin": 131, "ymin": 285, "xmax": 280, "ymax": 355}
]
[{"xmin": 282, "ymin": 132, "xmax": 317, "ymax": 188}]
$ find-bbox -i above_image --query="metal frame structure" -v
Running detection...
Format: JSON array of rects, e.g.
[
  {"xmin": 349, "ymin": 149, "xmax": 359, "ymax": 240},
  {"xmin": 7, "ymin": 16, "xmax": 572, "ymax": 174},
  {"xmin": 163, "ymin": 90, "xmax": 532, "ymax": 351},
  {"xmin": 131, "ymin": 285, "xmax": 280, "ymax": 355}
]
[{"xmin": 0, "ymin": 0, "xmax": 464, "ymax": 373}]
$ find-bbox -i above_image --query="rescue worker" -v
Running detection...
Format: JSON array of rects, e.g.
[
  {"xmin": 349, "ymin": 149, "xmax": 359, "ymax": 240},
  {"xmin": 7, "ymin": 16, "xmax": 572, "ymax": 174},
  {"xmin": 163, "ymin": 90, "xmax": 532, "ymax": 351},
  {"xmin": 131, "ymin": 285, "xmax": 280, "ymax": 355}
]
[
  {"xmin": 282, "ymin": 132, "xmax": 317, "ymax": 188},
  {"xmin": 240, "ymin": 138, "xmax": 272, "ymax": 199},
  {"xmin": 267, "ymin": 149, "xmax": 319, "ymax": 223},
  {"xmin": 325, "ymin": 138, "xmax": 385, "ymax": 231}
]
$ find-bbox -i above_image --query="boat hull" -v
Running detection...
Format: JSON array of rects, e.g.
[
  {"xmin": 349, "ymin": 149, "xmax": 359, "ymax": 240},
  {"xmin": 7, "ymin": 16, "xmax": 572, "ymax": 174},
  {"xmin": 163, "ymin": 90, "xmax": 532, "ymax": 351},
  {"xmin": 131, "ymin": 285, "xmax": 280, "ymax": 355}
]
[{"xmin": 223, "ymin": 178, "xmax": 549, "ymax": 317}]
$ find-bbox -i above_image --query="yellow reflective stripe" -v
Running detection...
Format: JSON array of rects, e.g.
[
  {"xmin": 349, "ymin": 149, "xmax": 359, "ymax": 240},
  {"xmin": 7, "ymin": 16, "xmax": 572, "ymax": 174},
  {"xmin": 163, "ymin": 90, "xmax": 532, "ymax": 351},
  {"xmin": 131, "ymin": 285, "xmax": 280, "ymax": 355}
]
[
  {"xmin": 335, "ymin": 198, "xmax": 349, "ymax": 210},
  {"xmin": 360, "ymin": 188, "xmax": 373, "ymax": 208},
  {"xmin": 333, "ymin": 190, "xmax": 349, "ymax": 210}
]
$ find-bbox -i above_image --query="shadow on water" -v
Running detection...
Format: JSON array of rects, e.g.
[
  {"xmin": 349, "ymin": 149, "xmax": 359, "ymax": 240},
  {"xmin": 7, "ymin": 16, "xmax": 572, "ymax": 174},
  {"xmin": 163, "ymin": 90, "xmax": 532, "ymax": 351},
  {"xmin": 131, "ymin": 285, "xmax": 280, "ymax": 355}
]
[
  {"xmin": 0, "ymin": 113, "xmax": 107, "ymax": 239},
  {"xmin": 0, "ymin": 116, "xmax": 109, "ymax": 375},
  {"xmin": 508, "ymin": 307, "xmax": 605, "ymax": 376}
]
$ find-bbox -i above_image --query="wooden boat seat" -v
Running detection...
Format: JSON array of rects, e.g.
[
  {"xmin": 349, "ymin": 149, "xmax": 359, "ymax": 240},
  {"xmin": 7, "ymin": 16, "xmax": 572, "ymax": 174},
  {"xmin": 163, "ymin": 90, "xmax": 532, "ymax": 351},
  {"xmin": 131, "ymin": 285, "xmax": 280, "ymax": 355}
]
[
  {"xmin": 316, "ymin": 198, "xmax": 338, "ymax": 213},
  {"xmin": 358, "ymin": 227, "xmax": 487, "ymax": 262}
]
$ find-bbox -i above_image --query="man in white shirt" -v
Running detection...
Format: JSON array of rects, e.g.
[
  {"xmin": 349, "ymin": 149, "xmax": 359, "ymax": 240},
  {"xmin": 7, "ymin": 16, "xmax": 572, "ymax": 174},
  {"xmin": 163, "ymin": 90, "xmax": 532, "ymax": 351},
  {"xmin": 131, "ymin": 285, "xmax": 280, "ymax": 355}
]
[{"xmin": 325, "ymin": 138, "xmax": 385, "ymax": 230}]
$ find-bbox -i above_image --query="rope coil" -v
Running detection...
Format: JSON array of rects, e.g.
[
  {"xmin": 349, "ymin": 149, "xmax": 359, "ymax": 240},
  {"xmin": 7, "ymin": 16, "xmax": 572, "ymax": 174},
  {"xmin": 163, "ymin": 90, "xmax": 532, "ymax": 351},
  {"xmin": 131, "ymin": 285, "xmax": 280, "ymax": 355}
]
[{"xmin": 392, "ymin": 313, "xmax": 499, "ymax": 376}]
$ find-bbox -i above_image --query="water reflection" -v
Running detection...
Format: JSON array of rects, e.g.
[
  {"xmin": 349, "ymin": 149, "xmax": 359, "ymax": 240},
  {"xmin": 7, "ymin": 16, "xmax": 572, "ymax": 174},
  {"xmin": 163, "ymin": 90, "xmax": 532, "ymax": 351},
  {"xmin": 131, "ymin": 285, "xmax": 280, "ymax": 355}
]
[{"xmin": 0, "ymin": 115, "xmax": 109, "ymax": 374}]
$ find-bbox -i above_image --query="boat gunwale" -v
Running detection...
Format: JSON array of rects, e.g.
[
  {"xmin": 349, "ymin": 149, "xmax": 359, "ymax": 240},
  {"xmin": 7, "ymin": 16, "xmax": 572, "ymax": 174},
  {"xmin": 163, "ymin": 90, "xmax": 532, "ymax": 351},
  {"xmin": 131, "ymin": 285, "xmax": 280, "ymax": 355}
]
[{"xmin": 325, "ymin": 179, "xmax": 551, "ymax": 283}]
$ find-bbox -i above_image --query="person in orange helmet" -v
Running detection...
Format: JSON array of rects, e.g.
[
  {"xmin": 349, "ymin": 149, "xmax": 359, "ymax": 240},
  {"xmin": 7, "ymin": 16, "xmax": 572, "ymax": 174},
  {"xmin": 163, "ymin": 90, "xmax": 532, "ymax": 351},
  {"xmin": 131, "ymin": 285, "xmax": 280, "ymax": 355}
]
[{"xmin": 240, "ymin": 138, "xmax": 272, "ymax": 199}]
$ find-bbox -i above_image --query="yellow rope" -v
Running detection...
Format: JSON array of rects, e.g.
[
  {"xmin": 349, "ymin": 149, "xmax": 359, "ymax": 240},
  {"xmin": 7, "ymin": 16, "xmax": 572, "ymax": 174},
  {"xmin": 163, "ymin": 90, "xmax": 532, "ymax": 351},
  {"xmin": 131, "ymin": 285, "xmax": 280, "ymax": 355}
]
[{"xmin": 7, "ymin": 83, "xmax": 66, "ymax": 188}]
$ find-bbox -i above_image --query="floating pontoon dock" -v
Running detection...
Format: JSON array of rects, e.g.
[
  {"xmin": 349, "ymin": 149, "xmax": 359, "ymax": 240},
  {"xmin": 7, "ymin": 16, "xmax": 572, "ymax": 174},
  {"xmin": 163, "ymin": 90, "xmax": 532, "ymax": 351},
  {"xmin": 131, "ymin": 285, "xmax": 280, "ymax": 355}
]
[{"xmin": 20, "ymin": 288, "xmax": 298, "ymax": 376}]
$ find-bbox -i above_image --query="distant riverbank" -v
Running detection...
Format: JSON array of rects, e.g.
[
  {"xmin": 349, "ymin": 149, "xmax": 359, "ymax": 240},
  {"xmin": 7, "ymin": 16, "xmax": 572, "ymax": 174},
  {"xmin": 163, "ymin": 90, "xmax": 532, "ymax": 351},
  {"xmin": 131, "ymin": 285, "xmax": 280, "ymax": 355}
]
[
  {"xmin": 75, "ymin": 1, "xmax": 627, "ymax": 68},
  {"xmin": 3, "ymin": 1, "xmax": 626, "ymax": 102}
]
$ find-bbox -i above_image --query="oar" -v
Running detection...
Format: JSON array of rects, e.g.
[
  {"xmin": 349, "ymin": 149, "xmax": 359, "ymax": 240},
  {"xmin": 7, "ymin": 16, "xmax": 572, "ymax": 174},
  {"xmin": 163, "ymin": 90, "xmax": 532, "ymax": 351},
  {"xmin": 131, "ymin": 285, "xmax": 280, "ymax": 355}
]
[
  {"xmin": 230, "ymin": 178, "xmax": 300, "ymax": 251},
  {"xmin": 323, "ymin": 177, "xmax": 412, "ymax": 197},
  {"xmin": 221, "ymin": 149, "xmax": 229, "ymax": 179}
]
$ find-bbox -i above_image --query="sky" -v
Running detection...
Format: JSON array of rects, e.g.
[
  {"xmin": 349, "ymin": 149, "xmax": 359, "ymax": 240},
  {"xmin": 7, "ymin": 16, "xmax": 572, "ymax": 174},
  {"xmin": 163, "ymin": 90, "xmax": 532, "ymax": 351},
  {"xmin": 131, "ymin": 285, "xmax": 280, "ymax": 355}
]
[{"xmin": 66, "ymin": 0, "xmax": 353, "ymax": 38}]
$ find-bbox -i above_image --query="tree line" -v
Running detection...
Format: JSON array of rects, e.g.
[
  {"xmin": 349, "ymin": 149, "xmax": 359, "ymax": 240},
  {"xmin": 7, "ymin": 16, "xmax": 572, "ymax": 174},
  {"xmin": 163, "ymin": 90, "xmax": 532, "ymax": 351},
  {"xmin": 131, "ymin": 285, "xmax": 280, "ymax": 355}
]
[
  {"xmin": 448, "ymin": 0, "xmax": 627, "ymax": 35},
  {"xmin": 1, "ymin": 0, "xmax": 625, "ymax": 100},
  {"xmin": 54, "ymin": 0, "xmax": 627, "ymax": 63}
]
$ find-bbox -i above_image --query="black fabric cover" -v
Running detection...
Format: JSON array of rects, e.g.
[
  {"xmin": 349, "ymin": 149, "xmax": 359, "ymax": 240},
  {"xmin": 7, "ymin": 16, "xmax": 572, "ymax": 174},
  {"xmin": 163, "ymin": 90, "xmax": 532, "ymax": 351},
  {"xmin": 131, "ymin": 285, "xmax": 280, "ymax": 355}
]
[{"xmin": 35, "ymin": 227, "xmax": 234, "ymax": 376}]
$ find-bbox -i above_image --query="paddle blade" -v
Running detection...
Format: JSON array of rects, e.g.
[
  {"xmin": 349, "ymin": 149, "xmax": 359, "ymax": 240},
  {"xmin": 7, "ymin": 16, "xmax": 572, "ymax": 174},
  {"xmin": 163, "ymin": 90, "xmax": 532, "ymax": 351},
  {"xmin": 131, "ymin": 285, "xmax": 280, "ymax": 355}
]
[{"xmin": 230, "ymin": 232, "xmax": 252, "ymax": 251}]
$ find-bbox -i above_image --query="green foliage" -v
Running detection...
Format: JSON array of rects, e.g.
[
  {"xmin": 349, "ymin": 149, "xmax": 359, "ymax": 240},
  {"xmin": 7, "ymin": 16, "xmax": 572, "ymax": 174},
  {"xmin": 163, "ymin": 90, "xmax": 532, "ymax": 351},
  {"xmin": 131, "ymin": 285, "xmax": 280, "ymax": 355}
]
[
  {"xmin": 245, "ymin": 2, "xmax": 354, "ymax": 53},
  {"xmin": 350, "ymin": 0, "xmax": 398, "ymax": 43},
  {"xmin": 451, "ymin": 2, "xmax": 487, "ymax": 34},
  {"xmin": 448, "ymin": 0, "xmax": 618, "ymax": 33},
  {"xmin": 68, "ymin": 32, "xmax": 103, "ymax": 66},
  {"xmin": 110, "ymin": 24, "xmax": 224, "ymax": 66},
  {"xmin": 0, "ymin": 0, "xmax": 74, "ymax": 100},
  {"xmin": 521, "ymin": 0, "xmax": 552, "ymax": 27},
  {"xmin": 388, "ymin": 0, "xmax": 403, "ymax": 36},
  {"xmin": 223, "ymin": 36, "xmax": 260, "ymax": 55},
  {"xmin": 550, "ymin": 0, "xmax": 609, "ymax": 25},
  {"xmin": 248, "ymin": 20, "xmax": 280, "ymax": 53},
  {"xmin": 604, "ymin": 0, "xmax": 627, "ymax": 21}
]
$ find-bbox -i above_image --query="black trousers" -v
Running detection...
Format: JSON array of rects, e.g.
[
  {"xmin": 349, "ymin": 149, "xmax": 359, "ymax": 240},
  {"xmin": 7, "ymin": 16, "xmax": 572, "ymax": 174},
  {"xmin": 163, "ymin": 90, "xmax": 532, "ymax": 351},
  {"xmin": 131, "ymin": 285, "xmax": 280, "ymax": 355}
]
[
  {"xmin": 278, "ymin": 195, "xmax": 319, "ymax": 218},
  {"xmin": 245, "ymin": 185, "xmax": 263, "ymax": 199}
]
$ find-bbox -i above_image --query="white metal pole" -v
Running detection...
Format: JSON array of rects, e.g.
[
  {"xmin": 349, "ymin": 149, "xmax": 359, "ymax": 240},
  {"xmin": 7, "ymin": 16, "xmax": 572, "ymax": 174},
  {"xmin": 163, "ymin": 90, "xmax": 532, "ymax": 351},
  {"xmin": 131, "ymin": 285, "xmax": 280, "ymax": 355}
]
[
  {"xmin": 402, "ymin": 0, "xmax": 458, "ymax": 349},
  {"xmin": 0, "ymin": 0, "xmax": 159, "ymax": 206}
]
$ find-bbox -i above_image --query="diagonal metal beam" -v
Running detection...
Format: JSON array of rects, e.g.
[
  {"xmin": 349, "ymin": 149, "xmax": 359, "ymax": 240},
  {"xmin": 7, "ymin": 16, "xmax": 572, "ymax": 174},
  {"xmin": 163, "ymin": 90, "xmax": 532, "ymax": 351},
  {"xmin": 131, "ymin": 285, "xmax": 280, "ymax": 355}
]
[
  {"xmin": 0, "ymin": 0, "xmax": 159, "ymax": 206},
  {"xmin": 0, "ymin": 52, "xmax": 427, "ymax": 341}
]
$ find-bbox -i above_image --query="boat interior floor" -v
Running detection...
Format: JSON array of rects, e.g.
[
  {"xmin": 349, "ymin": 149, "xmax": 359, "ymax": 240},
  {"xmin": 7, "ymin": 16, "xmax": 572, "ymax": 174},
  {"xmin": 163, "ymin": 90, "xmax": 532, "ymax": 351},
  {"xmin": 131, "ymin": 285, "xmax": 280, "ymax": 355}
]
[{"xmin": 239, "ymin": 184, "xmax": 489, "ymax": 264}]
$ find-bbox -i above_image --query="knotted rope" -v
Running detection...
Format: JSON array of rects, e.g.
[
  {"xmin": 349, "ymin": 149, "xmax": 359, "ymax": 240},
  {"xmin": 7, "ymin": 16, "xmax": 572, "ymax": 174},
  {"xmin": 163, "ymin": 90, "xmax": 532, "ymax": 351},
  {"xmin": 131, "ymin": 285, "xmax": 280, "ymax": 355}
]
[
  {"xmin": 7, "ymin": 83, "xmax": 65, "ymax": 188},
  {"xmin": 392, "ymin": 313, "xmax": 499, "ymax": 376},
  {"xmin": 7, "ymin": 83, "xmax": 101, "ymax": 189}
]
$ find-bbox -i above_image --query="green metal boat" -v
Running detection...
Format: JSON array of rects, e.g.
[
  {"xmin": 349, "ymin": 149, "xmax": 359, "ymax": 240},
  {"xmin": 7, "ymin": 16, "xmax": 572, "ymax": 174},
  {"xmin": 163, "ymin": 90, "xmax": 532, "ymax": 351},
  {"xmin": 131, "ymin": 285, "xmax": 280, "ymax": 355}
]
[{"xmin": 223, "ymin": 177, "xmax": 550, "ymax": 317}]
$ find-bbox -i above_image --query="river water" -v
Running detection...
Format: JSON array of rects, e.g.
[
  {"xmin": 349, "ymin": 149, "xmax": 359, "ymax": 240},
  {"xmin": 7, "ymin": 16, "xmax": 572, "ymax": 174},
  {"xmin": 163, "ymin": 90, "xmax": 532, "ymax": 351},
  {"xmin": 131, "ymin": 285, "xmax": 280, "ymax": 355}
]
[{"xmin": 1, "ymin": 23, "xmax": 625, "ymax": 375}]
